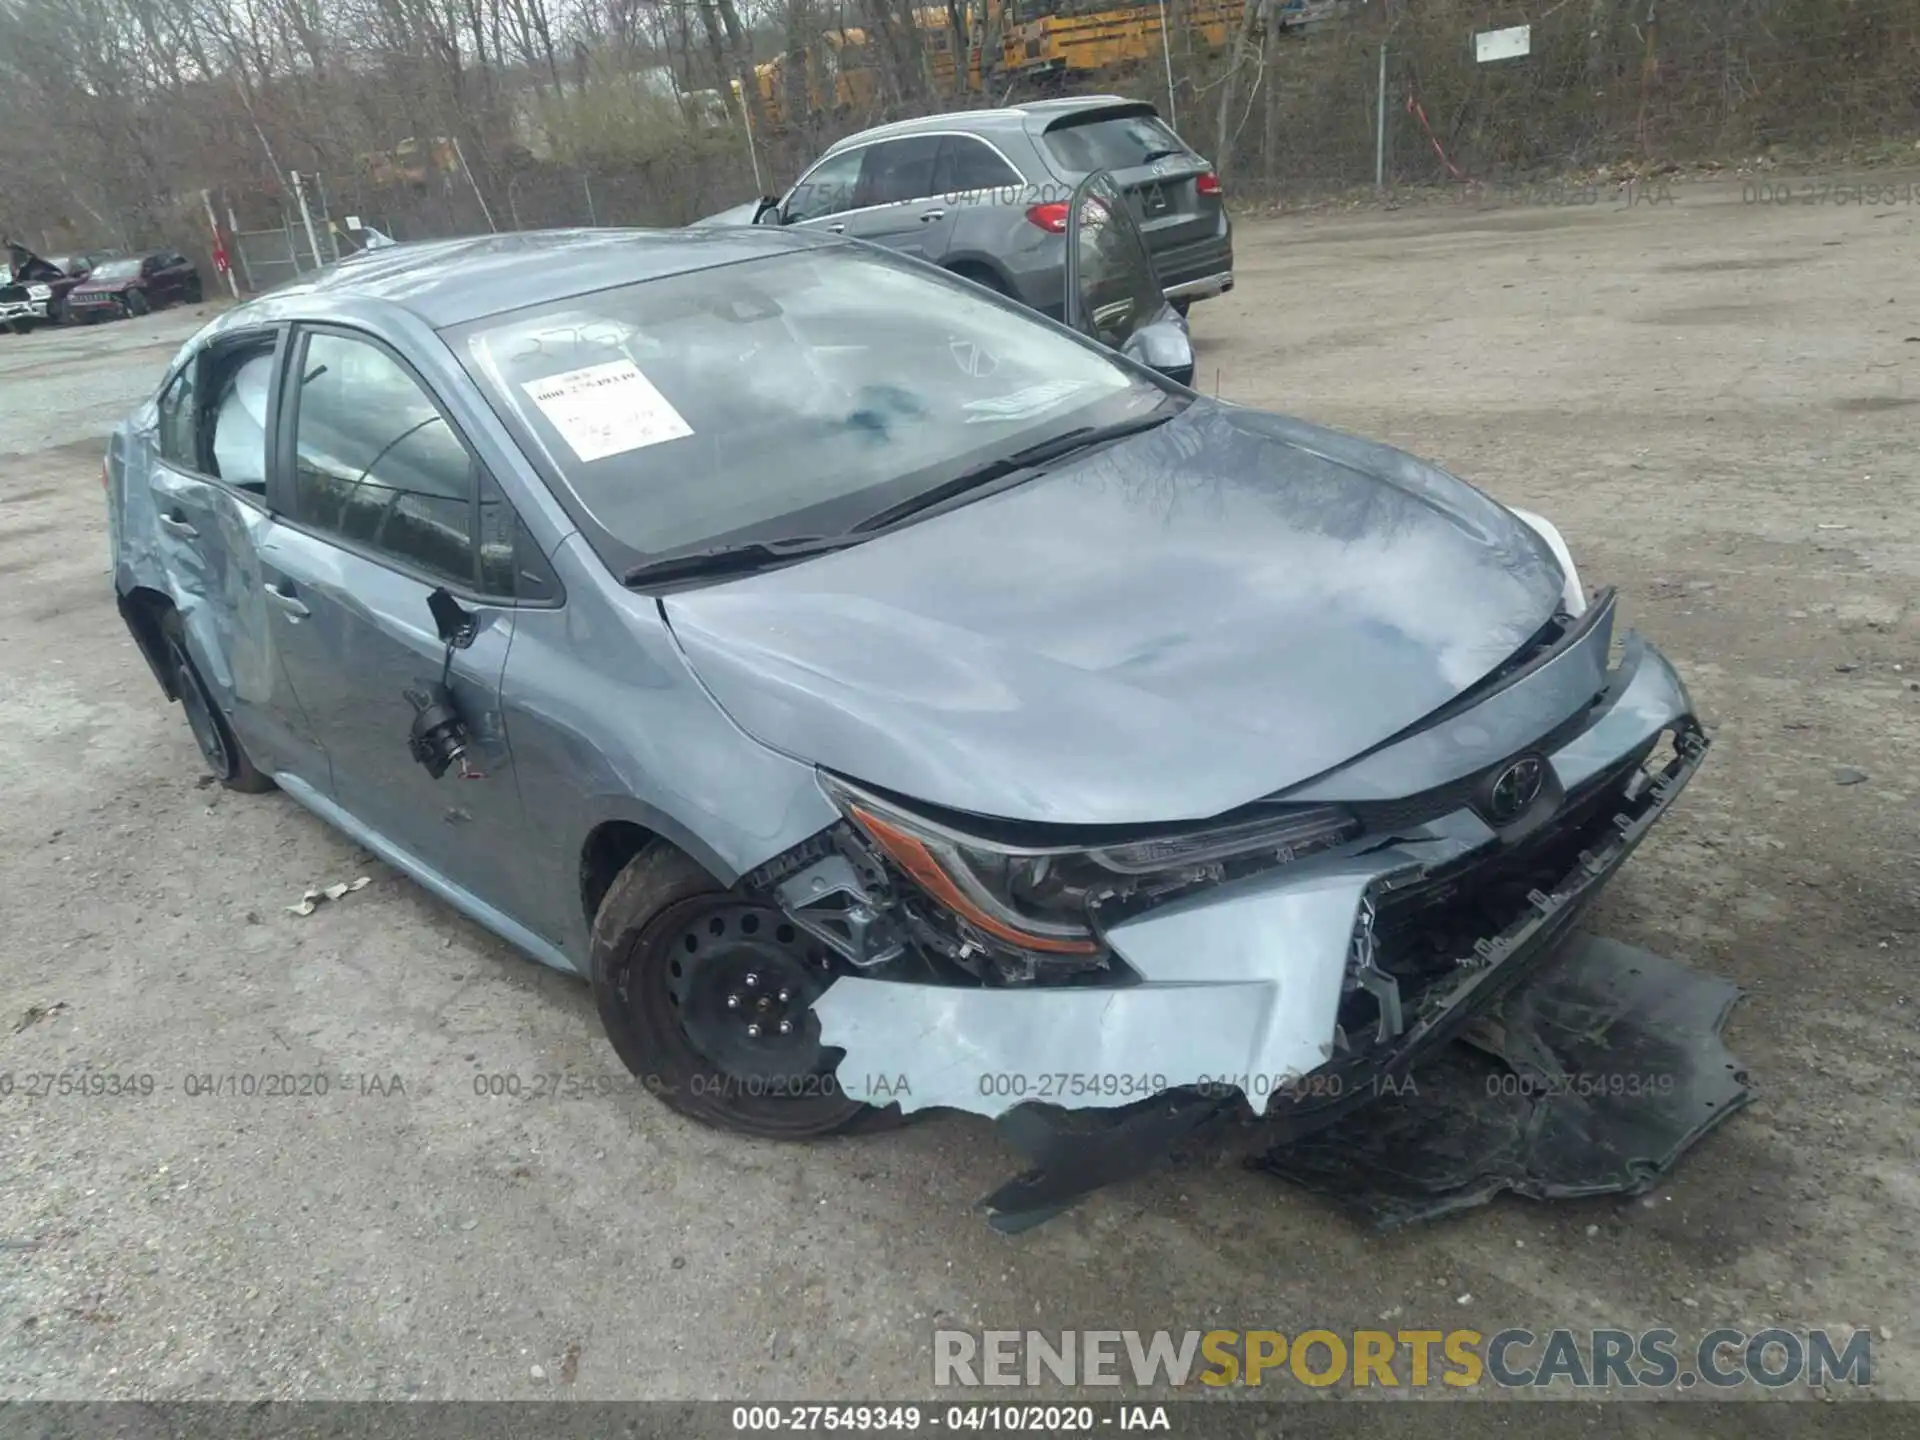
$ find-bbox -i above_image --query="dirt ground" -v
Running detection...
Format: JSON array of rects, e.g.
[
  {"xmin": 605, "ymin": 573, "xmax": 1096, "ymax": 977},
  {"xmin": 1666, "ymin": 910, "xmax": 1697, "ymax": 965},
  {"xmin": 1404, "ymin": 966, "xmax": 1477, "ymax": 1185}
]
[{"xmin": 1, "ymin": 178, "xmax": 1916, "ymax": 1415}]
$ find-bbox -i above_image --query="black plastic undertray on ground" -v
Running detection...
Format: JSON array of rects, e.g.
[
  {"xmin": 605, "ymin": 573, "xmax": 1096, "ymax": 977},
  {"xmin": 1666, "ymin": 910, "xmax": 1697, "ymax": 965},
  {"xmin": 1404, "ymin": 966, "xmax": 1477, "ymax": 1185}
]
[{"xmin": 1252, "ymin": 933, "xmax": 1750, "ymax": 1228}]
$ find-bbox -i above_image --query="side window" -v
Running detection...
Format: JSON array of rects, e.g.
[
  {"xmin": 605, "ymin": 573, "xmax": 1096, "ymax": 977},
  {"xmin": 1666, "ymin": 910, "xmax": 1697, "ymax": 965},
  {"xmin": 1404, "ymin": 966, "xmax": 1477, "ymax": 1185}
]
[
  {"xmin": 156, "ymin": 364, "xmax": 198, "ymax": 470},
  {"xmin": 783, "ymin": 148, "xmax": 864, "ymax": 224},
  {"xmin": 207, "ymin": 350, "xmax": 275, "ymax": 492},
  {"xmin": 937, "ymin": 136, "xmax": 1021, "ymax": 194},
  {"xmin": 855, "ymin": 136, "xmax": 943, "ymax": 208},
  {"xmin": 291, "ymin": 331, "xmax": 476, "ymax": 586},
  {"xmin": 478, "ymin": 470, "xmax": 559, "ymax": 602}
]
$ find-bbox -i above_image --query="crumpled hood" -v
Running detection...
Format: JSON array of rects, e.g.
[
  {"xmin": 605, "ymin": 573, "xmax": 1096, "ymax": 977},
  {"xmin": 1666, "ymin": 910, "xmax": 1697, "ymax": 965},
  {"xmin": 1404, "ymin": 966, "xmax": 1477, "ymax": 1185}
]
[{"xmin": 664, "ymin": 401, "xmax": 1566, "ymax": 825}]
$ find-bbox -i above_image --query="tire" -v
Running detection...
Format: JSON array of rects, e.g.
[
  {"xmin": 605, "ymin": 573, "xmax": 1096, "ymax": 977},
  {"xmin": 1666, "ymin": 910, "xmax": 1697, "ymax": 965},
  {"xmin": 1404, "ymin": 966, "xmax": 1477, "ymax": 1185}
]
[
  {"xmin": 185, "ymin": 277, "xmax": 203, "ymax": 304},
  {"xmin": 590, "ymin": 845, "xmax": 898, "ymax": 1139},
  {"xmin": 126, "ymin": 289, "xmax": 150, "ymax": 317},
  {"xmin": 948, "ymin": 262, "xmax": 1010, "ymax": 298},
  {"xmin": 157, "ymin": 608, "xmax": 274, "ymax": 793}
]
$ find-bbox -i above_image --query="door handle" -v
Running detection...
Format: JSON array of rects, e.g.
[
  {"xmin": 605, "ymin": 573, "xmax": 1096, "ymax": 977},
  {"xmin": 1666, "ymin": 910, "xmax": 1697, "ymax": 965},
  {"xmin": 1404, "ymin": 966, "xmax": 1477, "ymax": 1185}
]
[
  {"xmin": 826, "ymin": 223, "xmax": 846, "ymax": 234},
  {"xmin": 919, "ymin": 209, "xmax": 946, "ymax": 223},
  {"xmin": 263, "ymin": 581, "xmax": 309, "ymax": 619},
  {"xmin": 158, "ymin": 509, "xmax": 198, "ymax": 539}
]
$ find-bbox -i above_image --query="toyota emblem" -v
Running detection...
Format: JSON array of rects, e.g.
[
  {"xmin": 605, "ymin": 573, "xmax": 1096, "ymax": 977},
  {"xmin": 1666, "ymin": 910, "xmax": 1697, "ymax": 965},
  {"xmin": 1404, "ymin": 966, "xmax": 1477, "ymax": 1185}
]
[{"xmin": 1487, "ymin": 756, "xmax": 1545, "ymax": 822}]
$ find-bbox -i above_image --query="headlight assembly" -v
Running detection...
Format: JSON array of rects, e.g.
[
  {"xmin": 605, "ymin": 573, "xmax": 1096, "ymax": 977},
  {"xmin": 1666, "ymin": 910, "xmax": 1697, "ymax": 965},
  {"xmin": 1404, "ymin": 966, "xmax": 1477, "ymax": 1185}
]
[{"xmin": 820, "ymin": 775, "xmax": 1361, "ymax": 959}]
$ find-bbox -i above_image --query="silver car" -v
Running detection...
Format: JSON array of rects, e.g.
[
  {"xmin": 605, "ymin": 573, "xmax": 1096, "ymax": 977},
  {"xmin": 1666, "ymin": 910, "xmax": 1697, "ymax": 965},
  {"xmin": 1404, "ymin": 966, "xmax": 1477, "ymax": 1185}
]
[
  {"xmin": 108, "ymin": 177, "xmax": 1706, "ymax": 1228},
  {"xmin": 702, "ymin": 97, "xmax": 1234, "ymax": 317}
]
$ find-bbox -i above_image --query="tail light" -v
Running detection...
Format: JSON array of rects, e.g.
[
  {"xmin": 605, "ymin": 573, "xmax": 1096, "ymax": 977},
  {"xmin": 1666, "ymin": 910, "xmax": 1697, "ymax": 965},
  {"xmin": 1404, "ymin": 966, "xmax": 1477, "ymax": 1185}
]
[
  {"xmin": 1196, "ymin": 171, "xmax": 1223, "ymax": 198},
  {"xmin": 1025, "ymin": 202, "xmax": 1070, "ymax": 234}
]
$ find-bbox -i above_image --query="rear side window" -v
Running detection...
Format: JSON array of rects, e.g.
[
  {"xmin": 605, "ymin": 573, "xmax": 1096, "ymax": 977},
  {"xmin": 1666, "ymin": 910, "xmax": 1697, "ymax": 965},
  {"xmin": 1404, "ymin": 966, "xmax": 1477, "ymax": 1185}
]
[
  {"xmin": 1042, "ymin": 111, "xmax": 1190, "ymax": 174},
  {"xmin": 935, "ymin": 136, "xmax": 1022, "ymax": 194},
  {"xmin": 290, "ymin": 331, "xmax": 476, "ymax": 586}
]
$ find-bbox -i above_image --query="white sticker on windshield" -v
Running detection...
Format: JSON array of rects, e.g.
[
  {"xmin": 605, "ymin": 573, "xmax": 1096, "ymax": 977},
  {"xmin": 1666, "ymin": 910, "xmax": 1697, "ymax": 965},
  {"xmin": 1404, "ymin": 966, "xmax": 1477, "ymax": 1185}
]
[{"xmin": 521, "ymin": 359, "xmax": 692, "ymax": 462}]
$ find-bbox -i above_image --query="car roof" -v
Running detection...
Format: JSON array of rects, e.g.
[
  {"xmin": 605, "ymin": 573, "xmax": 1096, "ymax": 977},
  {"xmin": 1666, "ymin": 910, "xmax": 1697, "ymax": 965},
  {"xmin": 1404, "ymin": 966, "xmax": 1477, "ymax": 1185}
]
[
  {"xmin": 826, "ymin": 95, "xmax": 1146, "ymax": 152},
  {"xmin": 243, "ymin": 226, "xmax": 839, "ymax": 330}
]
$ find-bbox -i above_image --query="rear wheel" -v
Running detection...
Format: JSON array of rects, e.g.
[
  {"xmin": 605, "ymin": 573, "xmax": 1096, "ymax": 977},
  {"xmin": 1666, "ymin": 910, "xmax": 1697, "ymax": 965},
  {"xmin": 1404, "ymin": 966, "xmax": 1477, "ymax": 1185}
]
[
  {"xmin": 948, "ymin": 262, "xmax": 1010, "ymax": 298},
  {"xmin": 590, "ymin": 845, "xmax": 893, "ymax": 1138},
  {"xmin": 158, "ymin": 609, "xmax": 273, "ymax": 793}
]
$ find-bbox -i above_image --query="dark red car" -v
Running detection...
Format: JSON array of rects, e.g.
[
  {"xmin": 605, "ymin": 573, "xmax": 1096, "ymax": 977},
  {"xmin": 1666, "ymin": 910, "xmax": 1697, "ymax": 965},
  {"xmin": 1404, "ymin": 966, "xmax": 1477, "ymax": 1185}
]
[{"xmin": 66, "ymin": 250, "xmax": 203, "ymax": 321}]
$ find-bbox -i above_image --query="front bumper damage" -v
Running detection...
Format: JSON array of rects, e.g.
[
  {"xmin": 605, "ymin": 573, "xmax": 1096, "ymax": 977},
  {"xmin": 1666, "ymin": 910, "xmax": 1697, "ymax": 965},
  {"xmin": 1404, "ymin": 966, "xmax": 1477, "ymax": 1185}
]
[
  {"xmin": 0, "ymin": 296, "xmax": 50, "ymax": 324},
  {"xmin": 812, "ymin": 629, "xmax": 1718, "ymax": 1231}
]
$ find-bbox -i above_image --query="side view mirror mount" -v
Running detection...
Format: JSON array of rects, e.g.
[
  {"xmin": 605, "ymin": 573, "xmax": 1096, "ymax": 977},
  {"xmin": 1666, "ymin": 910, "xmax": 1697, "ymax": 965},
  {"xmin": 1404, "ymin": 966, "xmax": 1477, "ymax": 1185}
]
[
  {"xmin": 751, "ymin": 197, "xmax": 782, "ymax": 225},
  {"xmin": 426, "ymin": 586, "xmax": 476, "ymax": 649}
]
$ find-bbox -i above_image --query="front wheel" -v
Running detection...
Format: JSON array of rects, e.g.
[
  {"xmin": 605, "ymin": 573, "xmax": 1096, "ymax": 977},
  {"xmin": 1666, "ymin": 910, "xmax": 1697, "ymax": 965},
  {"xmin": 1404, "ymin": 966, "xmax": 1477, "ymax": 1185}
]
[
  {"xmin": 590, "ymin": 845, "xmax": 894, "ymax": 1138},
  {"xmin": 126, "ymin": 289, "xmax": 150, "ymax": 317},
  {"xmin": 158, "ymin": 609, "xmax": 273, "ymax": 793}
]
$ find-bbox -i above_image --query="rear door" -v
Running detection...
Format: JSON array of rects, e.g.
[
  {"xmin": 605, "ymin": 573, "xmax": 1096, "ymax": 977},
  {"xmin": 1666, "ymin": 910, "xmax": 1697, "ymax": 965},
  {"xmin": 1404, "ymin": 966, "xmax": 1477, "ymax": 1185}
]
[
  {"xmin": 263, "ymin": 324, "xmax": 538, "ymax": 925},
  {"xmin": 843, "ymin": 135, "xmax": 953, "ymax": 260},
  {"xmin": 1037, "ymin": 105, "xmax": 1220, "ymax": 262},
  {"xmin": 146, "ymin": 328, "xmax": 331, "ymax": 787}
]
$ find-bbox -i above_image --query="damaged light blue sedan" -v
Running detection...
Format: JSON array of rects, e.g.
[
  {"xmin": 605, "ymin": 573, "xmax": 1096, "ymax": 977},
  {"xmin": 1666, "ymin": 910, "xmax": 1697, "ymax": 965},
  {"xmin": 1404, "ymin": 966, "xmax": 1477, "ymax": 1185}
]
[{"xmin": 106, "ymin": 176, "xmax": 1709, "ymax": 1228}]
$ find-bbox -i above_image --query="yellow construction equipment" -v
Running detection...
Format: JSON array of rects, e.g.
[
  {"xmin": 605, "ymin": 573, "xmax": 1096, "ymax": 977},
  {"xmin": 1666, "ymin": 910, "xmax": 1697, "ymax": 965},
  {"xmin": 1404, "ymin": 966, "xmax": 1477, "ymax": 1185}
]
[{"xmin": 738, "ymin": 0, "xmax": 1294, "ymax": 131}]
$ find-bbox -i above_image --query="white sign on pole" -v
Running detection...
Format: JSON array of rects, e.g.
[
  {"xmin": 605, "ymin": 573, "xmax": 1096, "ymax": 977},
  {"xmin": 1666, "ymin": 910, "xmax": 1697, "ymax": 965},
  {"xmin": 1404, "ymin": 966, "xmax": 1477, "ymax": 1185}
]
[{"xmin": 1475, "ymin": 24, "xmax": 1531, "ymax": 62}]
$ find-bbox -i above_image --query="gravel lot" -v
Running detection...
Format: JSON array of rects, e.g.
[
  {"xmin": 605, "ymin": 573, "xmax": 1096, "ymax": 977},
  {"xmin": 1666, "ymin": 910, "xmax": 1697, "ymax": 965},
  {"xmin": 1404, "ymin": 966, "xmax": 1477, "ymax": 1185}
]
[{"xmin": 1, "ymin": 181, "xmax": 1916, "ymax": 1415}]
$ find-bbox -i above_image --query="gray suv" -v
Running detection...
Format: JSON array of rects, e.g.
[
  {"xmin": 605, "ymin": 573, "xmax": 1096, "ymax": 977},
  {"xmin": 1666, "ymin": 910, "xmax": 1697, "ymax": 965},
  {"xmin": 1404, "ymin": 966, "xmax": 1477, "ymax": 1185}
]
[{"xmin": 718, "ymin": 97, "xmax": 1233, "ymax": 317}]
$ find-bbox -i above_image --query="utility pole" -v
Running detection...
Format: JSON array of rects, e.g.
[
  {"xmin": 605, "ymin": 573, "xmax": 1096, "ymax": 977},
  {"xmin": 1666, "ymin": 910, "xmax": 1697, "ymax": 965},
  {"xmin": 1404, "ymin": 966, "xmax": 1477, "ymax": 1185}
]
[{"xmin": 1375, "ymin": 42, "xmax": 1389, "ymax": 191}]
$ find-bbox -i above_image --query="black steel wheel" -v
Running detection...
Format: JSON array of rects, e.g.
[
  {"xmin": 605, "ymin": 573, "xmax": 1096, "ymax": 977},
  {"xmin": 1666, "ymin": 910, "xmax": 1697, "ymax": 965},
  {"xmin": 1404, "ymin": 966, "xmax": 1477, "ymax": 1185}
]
[
  {"xmin": 157, "ymin": 609, "xmax": 273, "ymax": 793},
  {"xmin": 126, "ymin": 289, "xmax": 150, "ymax": 318},
  {"xmin": 591, "ymin": 845, "xmax": 892, "ymax": 1139}
]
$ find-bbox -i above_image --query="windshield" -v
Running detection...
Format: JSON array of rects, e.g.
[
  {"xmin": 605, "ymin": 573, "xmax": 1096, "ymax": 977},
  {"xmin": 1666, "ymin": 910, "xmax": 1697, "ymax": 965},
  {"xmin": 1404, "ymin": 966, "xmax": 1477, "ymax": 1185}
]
[
  {"xmin": 91, "ymin": 258, "xmax": 142, "ymax": 280},
  {"xmin": 1043, "ymin": 111, "xmax": 1192, "ymax": 173},
  {"xmin": 455, "ymin": 247, "xmax": 1170, "ymax": 568}
]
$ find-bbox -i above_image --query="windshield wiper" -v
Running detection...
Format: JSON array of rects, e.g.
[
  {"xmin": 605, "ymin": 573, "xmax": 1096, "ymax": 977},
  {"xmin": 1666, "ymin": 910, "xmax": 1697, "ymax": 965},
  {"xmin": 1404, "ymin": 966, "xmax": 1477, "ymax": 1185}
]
[
  {"xmin": 622, "ymin": 534, "xmax": 856, "ymax": 587},
  {"xmin": 851, "ymin": 410, "xmax": 1176, "ymax": 535},
  {"xmin": 1137, "ymin": 147, "xmax": 1189, "ymax": 165}
]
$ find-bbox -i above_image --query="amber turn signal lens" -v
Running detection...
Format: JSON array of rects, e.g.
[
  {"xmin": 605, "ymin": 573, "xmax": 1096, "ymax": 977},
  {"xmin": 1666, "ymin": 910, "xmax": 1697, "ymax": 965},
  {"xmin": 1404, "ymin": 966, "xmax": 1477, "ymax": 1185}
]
[{"xmin": 850, "ymin": 806, "xmax": 1099, "ymax": 955}]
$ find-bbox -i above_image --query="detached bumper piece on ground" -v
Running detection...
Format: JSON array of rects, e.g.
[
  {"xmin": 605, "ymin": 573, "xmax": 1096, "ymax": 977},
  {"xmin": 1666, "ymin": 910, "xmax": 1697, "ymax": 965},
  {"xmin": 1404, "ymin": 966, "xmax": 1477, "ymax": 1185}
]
[
  {"xmin": 1251, "ymin": 936, "xmax": 1749, "ymax": 1229},
  {"xmin": 980, "ymin": 935, "xmax": 1746, "ymax": 1235}
]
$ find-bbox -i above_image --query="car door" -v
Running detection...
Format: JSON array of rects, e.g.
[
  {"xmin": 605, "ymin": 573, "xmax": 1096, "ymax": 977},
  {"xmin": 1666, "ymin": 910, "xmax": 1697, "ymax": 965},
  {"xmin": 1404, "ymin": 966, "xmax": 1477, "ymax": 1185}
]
[
  {"xmin": 779, "ymin": 146, "xmax": 866, "ymax": 236},
  {"xmin": 1064, "ymin": 170, "xmax": 1195, "ymax": 384},
  {"xmin": 262, "ymin": 324, "xmax": 538, "ymax": 927},
  {"xmin": 155, "ymin": 252, "xmax": 190, "ymax": 303},
  {"xmin": 145, "ymin": 328, "xmax": 332, "ymax": 786},
  {"xmin": 842, "ymin": 135, "xmax": 954, "ymax": 260}
]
